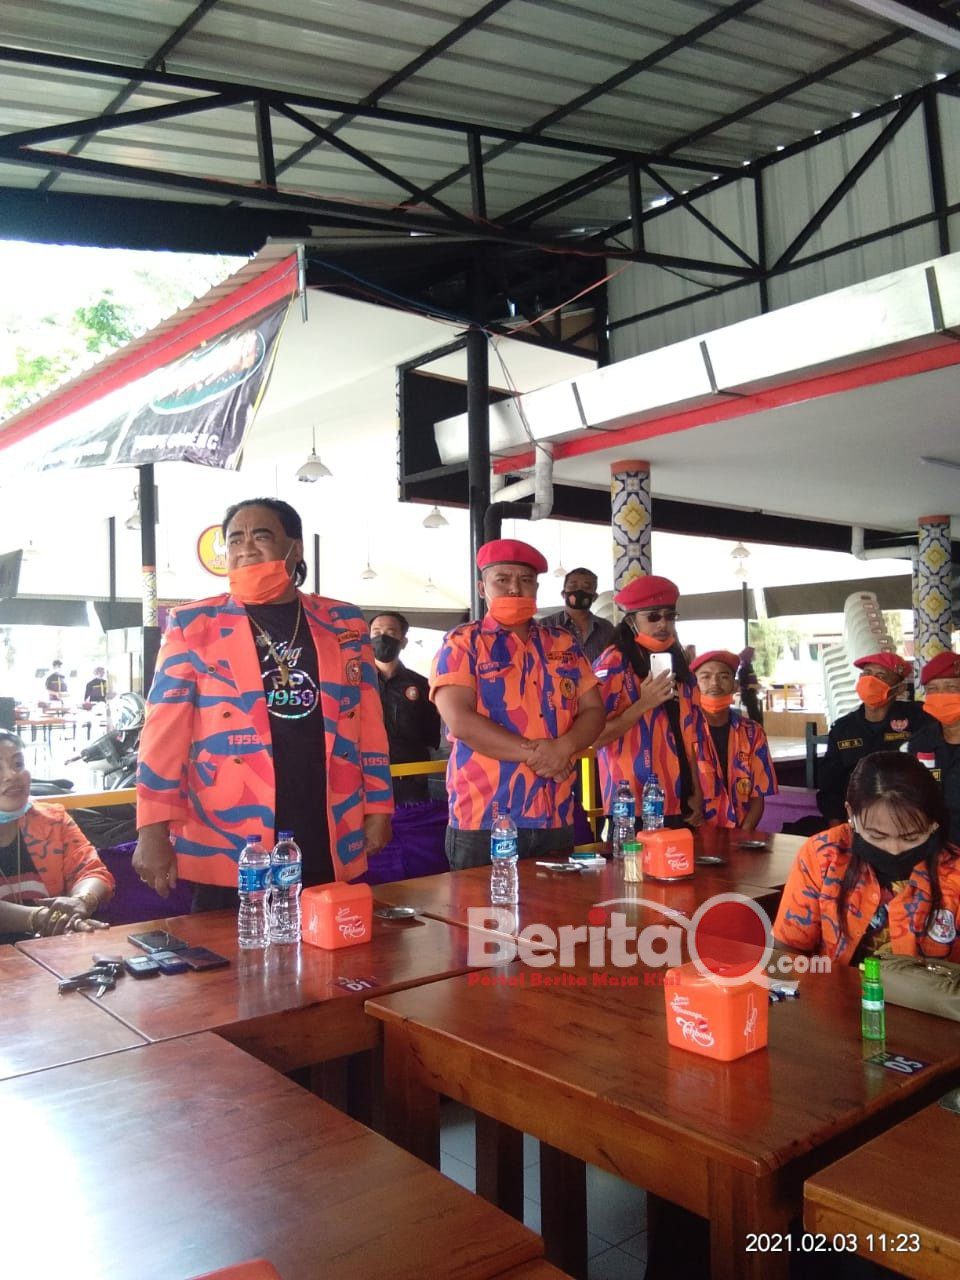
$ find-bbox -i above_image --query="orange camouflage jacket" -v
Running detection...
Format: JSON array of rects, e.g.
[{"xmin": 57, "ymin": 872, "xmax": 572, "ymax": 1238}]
[
  {"xmin": 774, "ymin": 823, "xmax": 960, "ymax": 964},
  {"xmin": 136, "ymin": 592, "xmax": 392, "ymax": 887}
]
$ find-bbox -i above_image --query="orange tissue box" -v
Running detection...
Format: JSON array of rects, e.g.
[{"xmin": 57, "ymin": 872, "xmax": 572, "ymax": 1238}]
[
  {"xmin": 301, "ymin": 881, "xmax": 373, "ymax": 950},
  {"xmin": 663, "ymin": 962, "xmax": 768, "ymax": 1061},
  {"xmin": 640, "ymin": 827, "xmax": 694, "ymax": 880}
]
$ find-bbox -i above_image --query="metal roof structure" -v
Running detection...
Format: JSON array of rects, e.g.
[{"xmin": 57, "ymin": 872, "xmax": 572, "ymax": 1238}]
[{"xmin": 1, "ymin": 2, "xmax": 958, "ymax": 314}]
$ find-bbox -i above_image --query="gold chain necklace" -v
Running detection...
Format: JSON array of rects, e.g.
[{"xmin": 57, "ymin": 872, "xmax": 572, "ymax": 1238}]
[{"xmin": 247, "ymin": 598, "xmax": 303, "ymax": 688}]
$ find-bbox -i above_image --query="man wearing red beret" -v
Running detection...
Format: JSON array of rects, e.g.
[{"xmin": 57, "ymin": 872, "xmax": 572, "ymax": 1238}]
[
  {"xmin": 690, "ymin": 651, "xmax": 778, "ymax": 829},
  {"xmin": 593, "ymin": 574, "xmax": 705, "ymax": 827},
  {"xmin": 430, "ymin": 539, "xmax": 605, "ymax": 868},
  {"xmin": 906, "ymin": 650, "xmax": 960, "ymax": 841},
  {"xmin": 817, "ymin": 651, "xmax": 931, "ymax": 825}
]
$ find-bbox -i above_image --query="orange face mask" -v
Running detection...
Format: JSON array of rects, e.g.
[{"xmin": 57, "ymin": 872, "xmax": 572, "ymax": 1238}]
[
  {"xmin": 923, "ymin": 693, "xmax": 960, "ymax": 726},
  {"xmin": 700, "ymin": 693, "xmax": 734, "ymax": 714},
  {"xmin": 856, "ymin": 674, "xmax": 894, "ymax": 710},
  {"xmin": 634, "ymin": 633, "xmax": 673, "ymax": 653},
  {"xmin": 487, "ymin": 595, "xmax": 537, "ymax": 626},
  {"xmin": 228, "ymin": 550, "xmax": 294, "ymax": 606}
]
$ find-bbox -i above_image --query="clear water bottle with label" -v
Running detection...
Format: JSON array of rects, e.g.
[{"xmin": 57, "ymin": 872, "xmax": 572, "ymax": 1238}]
[
  {"xmin": 641, "ymin": 776, "xmax": 665, "ymax": 831},
  {"xmin": 490, "ymin": 804, "xmax": 519, "ymax": 905},
  {"xmin": 610, "ymin": 779, "xmax": 636, "ymax": 858},
  {"xmin": 270, "ymin": 830, "xmax": 302, "ymax": 944},
  {"xmin": 238, "ymin": 833, "xmax": 271, "ymax": 950}
]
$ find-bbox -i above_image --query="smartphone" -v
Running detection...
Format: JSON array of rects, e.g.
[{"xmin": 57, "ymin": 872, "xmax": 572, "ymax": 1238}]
[
  {"xmin": 128, "ymin": 931, "xmax": 188, "ymax": 954},
  {"xmin": 152, "ymin": 950, "xmax": 190, "ymax": 974},
  {"xmin": 649, "ymin": 653, "xmax": 673, "ymax": 679},
  {"xmin": 179, "ymin": 946, "xmax": 230, "ymax": 971},
  {"xmin": 123, "ymin": 955, "xmax": 161, "ymax": 978}
]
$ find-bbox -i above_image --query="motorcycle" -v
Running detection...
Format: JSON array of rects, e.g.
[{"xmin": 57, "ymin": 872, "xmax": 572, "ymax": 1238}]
[{"xmin": 68, "ymin": 691, "xmax": 145, "ymax": 791}]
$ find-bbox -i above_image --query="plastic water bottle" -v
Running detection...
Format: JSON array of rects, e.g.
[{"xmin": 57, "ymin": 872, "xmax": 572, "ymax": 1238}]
[
  {"xmin": 610, "ymin": 779, "xmax": 636, "ymax": 858},
  {"xmin": 238, "ymin": 833, "xmax": 271, "ymax": 950},
  {"xmin": 641, "ymin": 776, "xmax": 665, "ymax": 831},
  {"xmin": 490, "ymin": 804, "xmax": 519, "ymax": 905},
  {"xmin": 270, "ymin": 830, "xmax": 302, "ymax": 944}
]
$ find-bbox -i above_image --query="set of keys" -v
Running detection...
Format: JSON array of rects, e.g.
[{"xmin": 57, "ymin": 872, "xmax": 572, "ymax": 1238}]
[{"xmin": 58, "ymin": 959, "xmax": 125, "ymax": 999}]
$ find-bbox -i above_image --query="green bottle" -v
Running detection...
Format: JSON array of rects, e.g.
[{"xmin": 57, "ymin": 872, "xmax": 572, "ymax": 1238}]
[{"xmin": 860, "ymin": 955, "xmax": 886, "ymax": 1041}]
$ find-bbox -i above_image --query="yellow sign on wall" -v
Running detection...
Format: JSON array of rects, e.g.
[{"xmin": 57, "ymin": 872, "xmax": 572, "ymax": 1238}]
[{"xmin": 197, "ymin": 525, "xmax": 228, "ymax": 577}]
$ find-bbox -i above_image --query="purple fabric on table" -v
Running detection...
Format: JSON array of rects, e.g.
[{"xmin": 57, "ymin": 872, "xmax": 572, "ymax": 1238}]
[{"xmin": 97, "ymin": 841, "xmax": 193, "ymax": 924}]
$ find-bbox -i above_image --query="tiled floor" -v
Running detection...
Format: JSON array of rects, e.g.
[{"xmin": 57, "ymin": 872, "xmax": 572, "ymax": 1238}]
[{"xmin": 440, "ymin": 1100, "xmax": 648, "ymax": 1279}]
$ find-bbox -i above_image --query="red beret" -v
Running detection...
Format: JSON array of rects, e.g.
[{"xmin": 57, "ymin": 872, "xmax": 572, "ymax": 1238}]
[
  {"xmin": 614, "ymin": 575, "xmax": 679, "ymax": 612},
  {"xmin": 476, "ymin": 538, "xmax": 548, "ymax": 574},
  {"xmin": 690, "ymin": 649, "xmax": 739, "ymax": 674},
  {"xmin": 853, "ymin": 652, "xmax": 910, "ymax": 680},
  {"xmin": 921, "ymin": 651, "xmax": 960, "ymax": 685}
]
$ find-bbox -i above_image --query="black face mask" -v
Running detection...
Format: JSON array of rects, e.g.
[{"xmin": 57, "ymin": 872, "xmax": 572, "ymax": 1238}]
[
  {"xmin": 851, "ymin": 828, "xmax": 941, "ymax": 886},
  {"xmin": 565, "ymin": 590, "xmax": 595, "ymax": 612},
  {"xmin": 372, "ymin": 634, "xmax": 402, "ymax": 663}
]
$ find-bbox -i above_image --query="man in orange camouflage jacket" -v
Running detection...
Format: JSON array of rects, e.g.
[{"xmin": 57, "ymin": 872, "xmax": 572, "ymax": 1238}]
[{"xmin": 134, "ymin": 499, "xmax": 392, "ymax": 911}]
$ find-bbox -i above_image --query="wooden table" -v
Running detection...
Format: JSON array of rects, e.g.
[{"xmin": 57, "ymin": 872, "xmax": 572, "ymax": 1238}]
[
  {"xmin": 0, "ymin": 946, "xmax": 145, "ymax": 1080},
  {"xmin": 367, "ymin": 963, "xmax": 960, "ymax": 1280},
  {"xmin": 0, "ymin": 1032, "xmax": 545, "ymax": 1280},
  {"xmin": 17, "ymin": 908, "xmax": 483, "ymax": 1072},
  {"xmin": 372, "ymin": 828, "xmax": 802, "ymax": 941},
  {"xmin": 804, "ymin": 1097, "xmax": 960, "ymax": 1280}
]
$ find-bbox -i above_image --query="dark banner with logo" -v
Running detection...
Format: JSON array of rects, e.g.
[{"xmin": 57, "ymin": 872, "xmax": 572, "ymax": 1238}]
[{"xmin": 39, "ymin": 299, "xmax": 290, "ymax": 472}]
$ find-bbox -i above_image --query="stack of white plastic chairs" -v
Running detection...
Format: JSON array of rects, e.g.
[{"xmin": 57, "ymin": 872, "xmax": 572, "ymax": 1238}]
[{"xmin": 820, "ymin": 592, "xmax": 897, "ymax": 724}]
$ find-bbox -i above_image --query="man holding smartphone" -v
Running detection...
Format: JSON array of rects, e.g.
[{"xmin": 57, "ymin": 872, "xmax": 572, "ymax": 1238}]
[{"xmin": 592, "ymin": 575, "xmax": 704, "ymax": 828}]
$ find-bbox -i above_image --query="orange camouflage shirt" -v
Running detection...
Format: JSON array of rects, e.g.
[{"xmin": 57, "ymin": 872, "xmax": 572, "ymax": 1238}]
[
  {"xmin": 431, "ymin": 618, "xmax": 597, "ymax": 829},
  {"xmin": 774, "ymin": 824, "xmax": 960, "ymax": 964},
  {"xmin": 694, "ymin": 710, "xmax": 778, "ymax": 828},
  {"xmin": 0, "ymin": 802, "xmax": 115, "ymax": 903}
]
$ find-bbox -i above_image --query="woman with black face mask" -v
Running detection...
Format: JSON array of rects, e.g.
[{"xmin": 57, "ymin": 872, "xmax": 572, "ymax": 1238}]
[{"xmin": 774, "ymin": 751, "xmax": 960, "ymax": 965}]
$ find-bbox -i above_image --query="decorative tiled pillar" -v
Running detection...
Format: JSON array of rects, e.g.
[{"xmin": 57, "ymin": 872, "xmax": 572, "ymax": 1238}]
[
  {"xmin": 611, "ymin": 459, "xmax": 651, "ymax": 594},
  {"xmin": 914, "ymin": 514, "xmax": 953, "ymax": 673}
]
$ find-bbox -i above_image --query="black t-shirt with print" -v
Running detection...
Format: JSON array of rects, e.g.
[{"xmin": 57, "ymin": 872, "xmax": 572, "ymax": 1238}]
[{"xmin": 245, "ymin": 600, "xmax": 333, "ymax": 886}]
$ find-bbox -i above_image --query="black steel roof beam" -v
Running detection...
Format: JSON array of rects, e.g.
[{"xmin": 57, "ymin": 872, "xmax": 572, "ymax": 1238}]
[
  {"xmin": 468, "ymin": 130, "xmax": 487, "ymax": 221},
  {"xmin": 606, "ymin": 198, "xmax": 960, "ymax": 333},
  {"xmin": 275, "ymin": 0, "xmax": 516, "ymax": 179},
  {"xmin": 640, "ymin": 163, "xmax": 758, "ymax": 268},
  {"xmin": 37, "ymin": 0, "xmax": 223, "ymax": 194},
  {"xmin": 255, "ymin": 98, "xmax": 276, "ymax": 188},
  {"xmin": 0, "ymin": 91, "xmax": 248, "ymax": 151},
  {"xmin": 587, "ymin": 75, "xmax": 958, "ymax": 251},
  {"xmin": 274, "ymin": 102, "xmax": 474, "ymax": 226},
  {"xmin": 0, "ymin": 143, "xmax": 755, "ymax": 274},
  {"xmin": 771, "ymin": 92, "xmax": 921, "ymax": 269},
  {"xmin": 923, "ymin": 93, "xmax": 950, "ymax": 256},
  {"xmin": 659, "ymin": 27, "xmax": 908, "ymax": 159},
  {"xmin": 503, "ymin": 158, "xmax": 626, "ymax": 226},
  {"xmin": 0, "ymin": 45, "xmax": 675, "ymax": 167},
  {"xmin": 408, "ymin": 0, "xmax": 761, "ymax": 205}
]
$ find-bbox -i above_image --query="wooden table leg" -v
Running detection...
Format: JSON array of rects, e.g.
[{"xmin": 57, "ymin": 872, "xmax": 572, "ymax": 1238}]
[
  {"xmin": 475, "ymin": 1114, "xmax": 524, "ymax": 1220},
  {"xmin": 540, "ymin": 1143, "xmax": 587, "ymax": 1280},
  {"xmin": 381, "ymin": 1024, "xmax": 441, "ymax": 1168},
  {"xmin": 708, "ymin": 1164, "xmax": 789, "ymax": 1280}
]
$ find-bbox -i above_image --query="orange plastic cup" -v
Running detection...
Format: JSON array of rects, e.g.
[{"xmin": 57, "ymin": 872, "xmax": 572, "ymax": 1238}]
[
  {"xmin": 663, "ymin": 962, "xmax": 768, "ymax": 1060},
  {"xmin": 301, "ymin": 881, "xmax": 373, "ymax": 950}
]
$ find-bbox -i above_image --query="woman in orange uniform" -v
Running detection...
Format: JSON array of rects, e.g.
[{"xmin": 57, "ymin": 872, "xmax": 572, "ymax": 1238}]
[
  {"xmin": 592, "ymin": 575, "xmax": 703, "ymax": 828},
  {"xmin": 774, "ymin": 751, "xmax": 960, "ymax": 964}
]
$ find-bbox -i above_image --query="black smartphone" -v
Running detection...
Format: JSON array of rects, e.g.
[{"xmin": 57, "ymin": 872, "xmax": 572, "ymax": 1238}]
[
  {"xmin": 123, "ymin": 955, "xmax": 161, "ymax": 978},
  {"xmin": 179, "ymin": 946, "xmax": 230, "ymax": 971},
  {"xmin": 152, "ymin": 950, "xmax": 190, "ymax": 974},
  {"xmin": 127, "ymin": 930, "xmax": 188, "ymax": 954}
]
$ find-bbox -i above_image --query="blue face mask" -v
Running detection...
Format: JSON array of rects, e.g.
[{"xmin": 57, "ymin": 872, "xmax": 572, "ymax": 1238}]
[{"xmin": 0, "ymin": 800, "xmax": 30, "ymax": 823}]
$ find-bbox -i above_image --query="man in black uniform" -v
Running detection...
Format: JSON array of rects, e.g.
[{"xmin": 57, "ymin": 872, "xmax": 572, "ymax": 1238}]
[
  {"xmin": 907, "ymin": 650, "xmax": 960, "ymax": 842},
  {"xmin": 817, "ymin": 651, "xmax": 930, "ymax": 824},
  {"xmin": 369, "ymin": 611, "xmax": 442, "ymax": 805},
  {"xmin": 83, "ymin": 667, "xmax": 108, "ymax": 706},
  {"xmin": 44, "ymin": 660, "xmax": 68, "ymax": 702}
]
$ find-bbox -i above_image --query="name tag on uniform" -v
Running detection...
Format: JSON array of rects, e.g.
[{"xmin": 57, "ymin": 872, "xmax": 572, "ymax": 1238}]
[
  {"xmin": 837, "ymin": 737, "xmax": 863, "ymax": 750},
  {"xmin": 883, "ymin": 732, "xmax": 909, "ymax": 742}
]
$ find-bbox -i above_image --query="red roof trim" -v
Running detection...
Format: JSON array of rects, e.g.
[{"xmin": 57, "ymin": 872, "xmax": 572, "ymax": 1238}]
[
  {"xmin": 0, "ymin": 253, "xmax": 299, "ymax": 453},
  {"xmin": 493, "ymin": 337, "xmax": 960, "ymax": 473}
]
